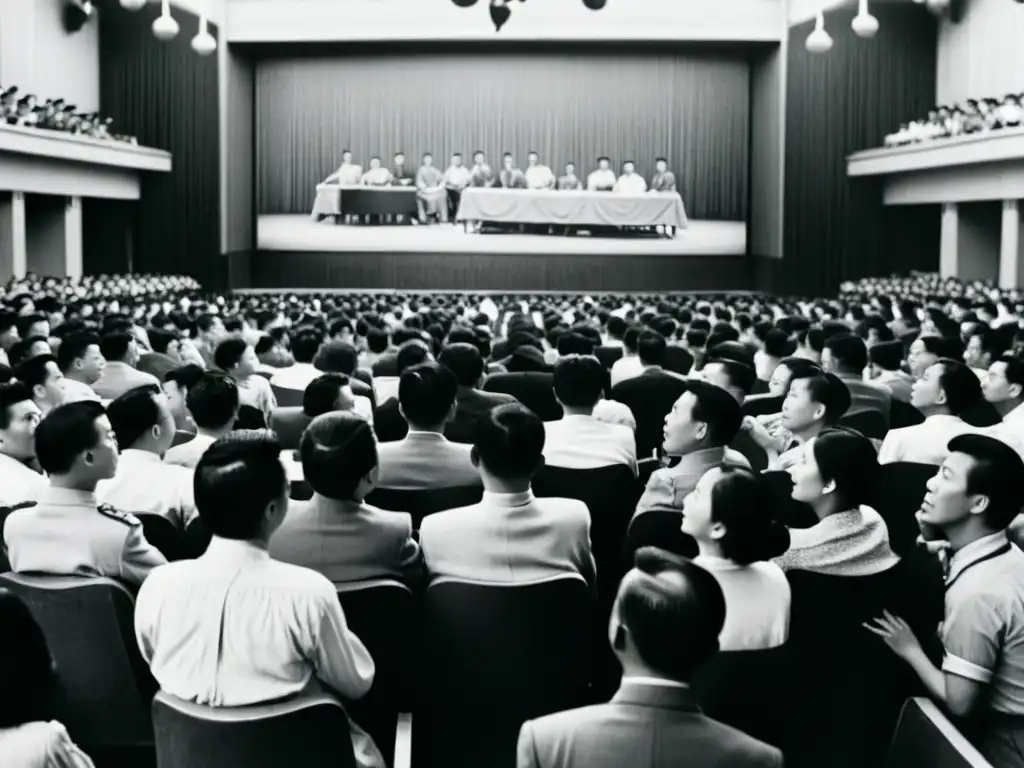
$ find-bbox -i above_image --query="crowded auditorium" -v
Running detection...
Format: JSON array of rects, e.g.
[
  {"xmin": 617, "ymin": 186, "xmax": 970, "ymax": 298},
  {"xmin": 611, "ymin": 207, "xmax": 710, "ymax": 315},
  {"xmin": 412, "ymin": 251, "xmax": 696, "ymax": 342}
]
[{"xmin": 1, "ymin": 0, "xmax": 1024, "ymax": 767}]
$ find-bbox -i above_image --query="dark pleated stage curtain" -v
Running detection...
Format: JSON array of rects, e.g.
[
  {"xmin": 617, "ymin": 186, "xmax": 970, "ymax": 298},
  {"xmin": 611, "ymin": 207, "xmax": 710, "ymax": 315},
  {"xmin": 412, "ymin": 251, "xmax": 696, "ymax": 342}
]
[
  {"xmin": 778, "ymin": 5, "xmax": 937, "ymax": 296},
  {"xmin": 255, "ymin": 49, "xmax": 750, "ymax": 221},
  {"xmin": 98, "ymin": 1, "xmax": 220, "ymax": 288}
]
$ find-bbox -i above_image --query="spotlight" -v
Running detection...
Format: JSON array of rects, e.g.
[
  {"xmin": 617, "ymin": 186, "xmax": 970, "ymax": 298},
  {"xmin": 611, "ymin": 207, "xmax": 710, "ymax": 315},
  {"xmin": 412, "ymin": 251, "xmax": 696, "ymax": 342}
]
[
  {"xmin": 450, "ymin": 0, "xmax": 479, "ymax": 6},
  {"xmin": 583, "ymin": 0, "xmax": 608, "ymax": 8},
  {"xmin": 119, "ymin": 0, "xmax": 146, "ymax": 9},
  {"xmin": 490, "ymin": 0, "xmax": 512, "ymax": 31}
]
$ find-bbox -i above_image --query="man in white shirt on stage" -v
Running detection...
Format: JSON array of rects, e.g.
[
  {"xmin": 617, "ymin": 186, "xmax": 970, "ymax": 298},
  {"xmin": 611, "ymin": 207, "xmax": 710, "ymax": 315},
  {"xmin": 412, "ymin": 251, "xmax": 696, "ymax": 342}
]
[
  {"xmin": 443, "ymin": 152, "xmax": 472, "ymax": 223},
  {"xmin": 614, "ymin": 160, "xmax": 648, "ymax": 194},
  {"xmin": 525, "ymin": 151, "xmax": 555, "ymax": 190},
  {"xmin": 587, "ymin": 157, "xmax": 616, "ymax": 191},
  {"xmin": 324, "ymin": 149, "xmax": 363, "ymax": 186}
]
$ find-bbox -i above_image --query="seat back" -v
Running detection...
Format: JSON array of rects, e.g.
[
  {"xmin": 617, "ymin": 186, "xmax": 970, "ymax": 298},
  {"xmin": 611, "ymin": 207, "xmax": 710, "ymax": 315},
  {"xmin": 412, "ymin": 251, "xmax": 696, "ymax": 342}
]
[
  {"xmin": 269, "ymin": 407, "xmax": 311, "ymax": 451},
  {"xmin": 624, "ymin": 510, "xmax": 698, "ymax": 566},
  {"xmin": 336, "ymin": 580, "xmax": 416, "ymax": 767},
  {"xmin": 884, "ymin": 698, "xmax": 993, "ymax": 768},
  {"xmin": 840, "ymin": 409, "xmax": 889, "ymax": 440},
  {"xmin": 152, "ymin": 690, "xmax": 355, "ymax": 768},
  {"xmin": 367, "ymin": 486, "xmax": 483, "ymax": 529},
  {"xmin": 889, "ymin": 399, "xmax": 925, "ymax": 430},
  {"xmin": 874, "ymin": 463, "xmax": 937, "ymax": 556},
  {"xmin": 0, "ymin": 574, "xmax": 155, "ymax": 748},
  {"xmin": 417, "ymin": 576, "xmax": 592, "ymax": 768},
  {"xmin": 483, "ymin": 372, "xmax": 562, "ymax": 421},
  {"xmin": 270, "ymin": 384, "xmax": 304, "ymax": 409},
  {"xmin": 138, "ymin": 514, "xmax": 182, "ymax": 562},
  {"xmin": 692, "ymin": 645, "xmax": 789, "ymax": 750}
]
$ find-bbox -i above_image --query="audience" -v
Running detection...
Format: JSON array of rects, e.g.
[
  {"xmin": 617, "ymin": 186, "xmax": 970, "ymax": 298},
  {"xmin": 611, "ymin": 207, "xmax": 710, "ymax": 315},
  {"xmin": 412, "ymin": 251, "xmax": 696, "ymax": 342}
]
[
  {"xmin": 419, "ymin": 403, "xmax": 596, "ymax": 589},
  {"xmin": 0, "ymin": 381, "xmax": 44, "ymax": 512},
  {"xmin": 271, "ymin": 411, "xmax": 423, "ymax": 586},
  {"xmin": 516, "ymin": 547, "xmax": 781, "ymax": 768},
  {"xmin": 133, "ymin": 430, "xmax": 384, "ymax": 768},
  {"xmin": 214, "ymin": 337, "xmax": 277, "ymax": 423},
  {"xmin": 163, "ymin": 371, "xmax": 240, "ymax": 468},
  {"xmin": 92, "ymin": 332, "xmax": 158, "ymax": 400},
  {"xmin": 55, "ymin": 331, "xmax": 104, "ymax": 403},
  {"xmin": 4, "ymin": 401, "xmax": 166, "ymax": 586}
]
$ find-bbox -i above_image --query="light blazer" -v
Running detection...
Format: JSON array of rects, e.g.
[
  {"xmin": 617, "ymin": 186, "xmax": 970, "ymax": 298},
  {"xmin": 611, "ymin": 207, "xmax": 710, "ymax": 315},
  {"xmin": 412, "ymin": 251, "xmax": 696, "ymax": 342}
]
[
  {"xmin": 270, "ymin": 495, "xmax": 422, "ymax": 587},
  {"xmin": 517, "ymin": 682, "xmax": 782, "ymax": 768},
  {"xmin": 376, "ymin": 431, "xmax": 481, "ymax": 490},
  {"xmin": 91, "ymin": 361, "xmax": 160, "ymax": 401},
  {"xmin": 419, "ymin": 489, "xmax": 596, "ymax": 589}
]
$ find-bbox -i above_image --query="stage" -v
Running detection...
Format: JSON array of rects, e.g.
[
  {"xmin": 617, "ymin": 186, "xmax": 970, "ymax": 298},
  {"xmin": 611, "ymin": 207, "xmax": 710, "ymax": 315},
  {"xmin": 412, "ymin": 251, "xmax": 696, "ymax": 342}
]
[{"xmin": 229, "ymin": 214, "xmax": 752, "ymax": 292}]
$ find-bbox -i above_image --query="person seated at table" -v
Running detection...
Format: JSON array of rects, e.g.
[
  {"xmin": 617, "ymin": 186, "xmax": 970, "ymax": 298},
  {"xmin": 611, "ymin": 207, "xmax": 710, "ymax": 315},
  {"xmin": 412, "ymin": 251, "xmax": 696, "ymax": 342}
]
[
  {"xmin": 323, "ymin": 149, "xmax": 362, "ymax": 186},
  {"xmin": 469, "ymin": 150, "xmax": 495, "ymax": 188},
  {"xmin": 650, "ymin": 157, "xmax": 679, "ymax": 237},
  {"xmin": 587, "ymin": 157, "xmax": 616, "ymax": 191},
  {"xmin": 443, "ymin": 152, "xmax": 472, "ymax": 222},
  {"xmin": 557, "ymin": 162, "xmax": 583, "ymax": 191},
  {"xmin": 416, "ymin": 153, "xmax": 448, "ymax": 225},
  {"xmin": 499, "ymin": 153, "xmax": 527, "ymax": 189},
  {"xmin": 614, "ymin": 160, "xmax": 648, "ymax": 194},
  {"xmin": 525, "ymin": 151, "xmax": 555, "ymax": 190},
  {"xmin": 390, "ymin": 152, "xmax": 414, "ymax": 187},
  {"xmin": 361, "ymin": 157, "xmax": 392, "ymax": 187}
]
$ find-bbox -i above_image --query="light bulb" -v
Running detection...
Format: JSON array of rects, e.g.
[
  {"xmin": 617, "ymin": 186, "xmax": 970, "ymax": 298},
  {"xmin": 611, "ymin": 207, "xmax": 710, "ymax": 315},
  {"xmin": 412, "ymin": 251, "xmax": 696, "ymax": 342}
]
[
  {"xmin": 851, "ymin": 0, "xmax": 879, "ymax": 37},
  {"xmin": 191, "ymin": 15, "xmax": 217, "ymax": 55},
  {"xmin": 119, "ymin": 0, "xmax": 146, "ymax": 10},
  {"xmin": 152, "ymin": 0, "xmax": 178, "ymax": 41},
  {"xmin": 805, "ymin": 12, "xmax": 833, "ymax": 54}
]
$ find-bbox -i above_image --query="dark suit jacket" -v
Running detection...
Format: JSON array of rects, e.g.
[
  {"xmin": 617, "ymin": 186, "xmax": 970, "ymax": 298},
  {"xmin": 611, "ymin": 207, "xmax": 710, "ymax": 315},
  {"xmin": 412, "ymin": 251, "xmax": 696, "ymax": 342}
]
[
  {"xmin": 484, "ymin": 372, "xmax": 562, "ymax": 421},
  {"xmin": 372, "ymin": 352, "xmax": 399, "ymax": 378},
  {"xmin": 374, "ymin": 398, "xmax": 408, "ymax": 443},
  {"xmin": 445, "ymin": 388, "xmax": 518, "ymax": 444},
  {"xmin": 269, "ymin": 407, "xmax": 312, "ymax": 451},
  {"xmin": 517, "ymin": 682, "xmax": 782, "ymax": 768},
  {"xmin": 609, "ymin": 368, "xmax": 689, "ymax": 459}
]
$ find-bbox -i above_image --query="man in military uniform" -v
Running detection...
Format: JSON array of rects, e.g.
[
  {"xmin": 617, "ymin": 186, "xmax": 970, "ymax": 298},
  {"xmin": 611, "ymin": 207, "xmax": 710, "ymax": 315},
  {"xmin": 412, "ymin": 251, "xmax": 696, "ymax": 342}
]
[{"xmin": 4, "ymin": 401, "xmax": 167, "ymax": 587}]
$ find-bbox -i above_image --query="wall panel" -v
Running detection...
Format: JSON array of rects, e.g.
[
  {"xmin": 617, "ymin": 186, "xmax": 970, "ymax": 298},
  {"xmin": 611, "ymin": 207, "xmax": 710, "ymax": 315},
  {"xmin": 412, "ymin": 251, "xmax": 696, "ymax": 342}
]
[
  {"xmin": 749, "ymin": 44, "xmax": 785, "ymax": 259},
  {"xmin": 937, "ymin": 0, "xmax": 1024, "ymax": 107}
]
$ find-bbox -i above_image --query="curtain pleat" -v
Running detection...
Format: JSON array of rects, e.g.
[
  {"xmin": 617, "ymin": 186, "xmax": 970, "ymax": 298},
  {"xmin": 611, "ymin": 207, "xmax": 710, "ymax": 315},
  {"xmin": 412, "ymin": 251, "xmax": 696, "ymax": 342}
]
[{"xmin": 256, "ymin": 51, "xmax": 749, "ymax": 221}]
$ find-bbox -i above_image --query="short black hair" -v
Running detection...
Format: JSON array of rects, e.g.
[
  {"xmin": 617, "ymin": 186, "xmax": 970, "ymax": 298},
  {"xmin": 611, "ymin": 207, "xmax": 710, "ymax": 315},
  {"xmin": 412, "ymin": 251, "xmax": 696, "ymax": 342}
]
[
  {"xmin": 187, "ymin": 372, "xmax": 239, "ymax": 430},
  {"xmin": 397, "ymin": 341, "xmax": 431, "ymax": 375},
  {"xmin": 193, "ymin": 430, "xmax": 287, "ymax": 540},
  {"xmin": 399, "ymin": 362, "xmax": 458, "ymax": 428},
  {"xmin": 763, "ymin": 328, "xmax": 789, "ymax": 359},
  {"xmin": 35, "ymin": 401, "xmax": 106, "ymax": 475},
  {"xmin": 812, "ymin": 428, "xmax": 879, "ymax": 507},
  {"xmin": 553, "ymin": 355, "xmax": 605, "ymax": 408},
  {"xmin": 606, "ymin": 316, "xmax": 627, "ymax": 340},
  {"xmin": 993, "ymin": 354, "xmax": 1024, "ymax": 388},
  {"xmin": 597, "ymin": 156, "xmax": 610, "ymax": 163},
  {"xmin": 56, "ymin": 331, "xmax": 100, "ymax": 373},
  {"xmin": 948, "ymin": 433, "xmax": 1024, "ymax": 530},
  {"xmin": 683, "ymin": 380, "xmax": 743, "ymax": 446},
  {"xmin": 439, "ymin": 343, "xmax": 484, "ymax": 388},
  {"xmin": 637, "ymin": 329, "xmax": 667, "ymax": 366},
  {"xmin": 213, "ymin": 337, "xmax": 248, "ymax": 372},
  {"xmin": 148, "ymin": 328, "xmax": 180, "ymax": 356},
  {"xmin": 14, "ymin": 354, "xmax": 59, "ymax": 393},
  {"xmin": 935, "ymin": 359, "xmax": 982, "ymax": 417},
  {"xmin": 618, "ymin": 547, "xmax": 725, "ymax": 681},
  {"xmin": 300, "ymin": 412, "xmax": 377, "ymax": 500},
  {"xmin": 100, "ymin": 332, "xmax": 134, "ymax": 363},
  {"xmin": 366, "ymin": 328, "xmax": 389, "ymax": 354},
  {"xmin": 557, "ymin": 331, "xmax": 595, "ymax": 357},
  {"xmin": 303, "ymin": 373, "xmax": 349, "ymax": 418},
  {"xmin": 315, "ymin": 341, "xmax": 358, "ymax": 375},
  {"xmin": 709, "ymin": 466, "xmax": 790, "ymax": 565},
  {"xmin": 164, "ymin": 363, "xmax": 205, "ymax": 390},
  {"xmin": 789, "ymin": 370, "xmax": 851, "ymax": 425},
  {"xmin": 0, "ymin": 382, "xmax": 32, "ymax": 430},
  {"xmin": 291, "ymin": 330, "xmax": 322, "ymax": 365},
  {"xmin": 868, "ymin": 340, "xmax": 904, "ymax": 372},
  {"xmin": 106, "ymin": 384, "xmax": 163, "ymax": 450},
  {"xmin": 824, "ymin": 333, "xmax": 868, "ymax": 374},
  {"xmin": 474, "ymin": 403, "xmax": 544, "ymax": 479}
]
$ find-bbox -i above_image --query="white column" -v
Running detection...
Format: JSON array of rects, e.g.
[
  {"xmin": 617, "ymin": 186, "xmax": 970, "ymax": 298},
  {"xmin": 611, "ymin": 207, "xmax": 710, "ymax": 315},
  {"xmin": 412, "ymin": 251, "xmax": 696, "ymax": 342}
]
[
  {"xmin": 0, "ymin": 192, "xmax": 28, "ymax": 281},
  {"xmin": 940, "ymin": 202, "xmax": 959, "ymax": 279},
  {"xmin": 64, "ymin": 196, "xmax": 83, "ymax": 280},
  {"xmin": 1000, "ymin": 200, "xmax": 1024, "ymax": 289}
]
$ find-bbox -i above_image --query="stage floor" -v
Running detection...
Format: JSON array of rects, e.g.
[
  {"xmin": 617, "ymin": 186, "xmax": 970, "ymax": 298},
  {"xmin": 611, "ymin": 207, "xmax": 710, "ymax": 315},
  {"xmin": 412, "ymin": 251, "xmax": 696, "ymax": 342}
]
[{"xmin": 256, "ymin": 215, "xmax": 747, "ymax": 257}]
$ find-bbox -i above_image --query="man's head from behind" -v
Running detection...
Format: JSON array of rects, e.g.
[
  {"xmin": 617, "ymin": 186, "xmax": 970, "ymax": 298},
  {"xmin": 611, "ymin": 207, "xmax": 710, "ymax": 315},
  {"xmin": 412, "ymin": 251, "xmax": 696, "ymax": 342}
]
[
  {"xmin": 315, "ymin": 340, "xmax": 359, "ymax": 376},
  {"xmin": 194, "ymin": 430, "xmax": 288, "ymax": 543},
  {"xmin": 100, "ymin": 332, "xmax": 139, "ymax": 367},
  {"xmin": 214, "ymin": 337, "xmax": 258, "ymax": 378},
  {"xmin": 35, "ymin": 401, "xmax": 118, "ymax": 483},
  {"xmin": 187, "ymin": 372, "xmax": 240, "ymax": 432},
  {"xmin": 921, "ymin": 433, "xmax": 1024, "ymax": 538},
  {"xmin": 303, "ymin": 373, "xmax": 354, "ymax": 418},
  {"xmin": 821, "ymin": 333, "xmax": 868, "ymax": 376},
  {"xmin": 439, "ymin": 343, "xmax": 485, "ymax": 389},
  {"xmin": 399, "ymin": 362, "xmax": 458, "ymax": 431},
  {"xmin": 300, "ymin": 411, "xmax": 378, "ymax": 502},
  {"xmin": 610, "ymin": 547, "xmax": 725, "ymax": 682},
  {"xmin": 106, "ymin": 384, "xmax": 177, "ymax": 455},
  {"xmin": 472, "ymin": 403, "xmax": 544, "ymax": 487},
  {"xmin": 552, "ymin": 355, "xmax": 605, "ymax": 412},
  {"xmin": 662, "ymin": 381, "xmax": 743, "ymax": 456},
  {"xmin": 0, "ymin": 382, "xmax": 41, "ymax": 461},
  {"xmin": 637, "ymin": 329, "xmax": 667, "ymax": 367}
]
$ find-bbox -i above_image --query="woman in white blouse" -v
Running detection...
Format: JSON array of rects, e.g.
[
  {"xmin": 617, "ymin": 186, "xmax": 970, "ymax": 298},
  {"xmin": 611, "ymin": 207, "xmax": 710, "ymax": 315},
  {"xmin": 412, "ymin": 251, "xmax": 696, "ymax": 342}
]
[
  {"xmin": 682, "ymin": 465, "xmax": 792, "ymax": 651},
  {"xmin": 0, "ymin": 590, "xmax": 94, "ymax": 768}
]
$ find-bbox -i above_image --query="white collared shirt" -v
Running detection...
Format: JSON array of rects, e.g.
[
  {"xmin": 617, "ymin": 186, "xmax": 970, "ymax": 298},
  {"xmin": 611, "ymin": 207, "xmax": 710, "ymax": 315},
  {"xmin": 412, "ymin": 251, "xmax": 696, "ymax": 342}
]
[
  {"xmin": 135, "ymin": 537, "xmax": 383, "ymax": 767},
  {"xmin": 610, "ymin": 355, "xmax": 644, "ymax": 388},
  {"xmin": 61, "ymin": 377, "xmax": 101, "ymax": 404},
  {"xmin": 543, "ymin": 414, "xmax": 637, "ymax": 476},
  {"xmin": 163, "ymin": 433, "xmax": 218, "ymax": 470},
  {"xmin": 878, "ymin": 414, "xmax": 979, "ymax": 466},
  {"xmin": 525, "ymin": 165, "xmax": 555, "ymax": 190},
  {"xmin": 986, "ymin": 401, "xmax": 1024, "ymax": 460},
  {"xmin": 0, "ymin": 452, "xmax": 45, "ymax": 511},
  {"xmin": 268, "ymin": 363, "xmax": 321, "ymax": 393},
  {"xmin": 96, "ymin": 449, "xmax": 198, "ymax": 529},
  {"xmin": 614, "ymin": 173, "xmax": 647, "ymax": 195},
  {"xmin": 587, "ymin": 169, "xmax": 617, "ymax": 191}
]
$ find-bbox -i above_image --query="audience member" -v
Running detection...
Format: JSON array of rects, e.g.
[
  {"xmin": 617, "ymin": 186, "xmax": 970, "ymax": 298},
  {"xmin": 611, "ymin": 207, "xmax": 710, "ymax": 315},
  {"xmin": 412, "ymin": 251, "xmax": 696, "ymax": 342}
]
[
  {"xmin": 437, "ymin": 342, "xmax": 516, "ymax": 444},
  {"xmin": 215, "ymin": 337, "xmax": 276, "ymax": 422},
  {"xmin": 162, "ymin": 363, "xmax": 204, "ymax": 437},
  {"xmin": 164, "ymin": 372, "xmax": 239, "ymax": 468},
  {"xmin": 0, "ymin": 382, "xmax": 44, "ymax": 512},
  {"xmin": 133, "ymin": 430, "xmax": 384, "ymax": 768},
  {"xmin": 14, "ymin": 354, "xmax": 64, "ymax": 417},
  {"xmin": 268, "ymin": 329, "xmax": 323, "ymax": 392},
  {"xmin": 55, "ymin": 331, "xmax": 103, "ymax": 403},
  {"xmin": 609, "ymin": 326, "xmax": 643, "ymax": 388},
  {"xmin": 4, "ymin": 401, "xmax": 166, "ymax": 586},
  {"xmin": 822, "ymin": 333, "xmax": 891, "ymax": 423},
  {"xmin": 92, "ymin": 332, "xmax": 158, "ymax": 401},
  {"xmin": 271, "ymin": 412, "xmax": 423, "ymax": 586}
]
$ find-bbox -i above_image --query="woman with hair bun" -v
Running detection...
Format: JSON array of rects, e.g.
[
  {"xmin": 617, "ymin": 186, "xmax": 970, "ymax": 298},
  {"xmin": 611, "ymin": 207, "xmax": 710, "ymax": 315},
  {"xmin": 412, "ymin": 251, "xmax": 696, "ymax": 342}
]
[{"xmin": 682, "ymin": 465, "xmax": 792, "ymax": 651}]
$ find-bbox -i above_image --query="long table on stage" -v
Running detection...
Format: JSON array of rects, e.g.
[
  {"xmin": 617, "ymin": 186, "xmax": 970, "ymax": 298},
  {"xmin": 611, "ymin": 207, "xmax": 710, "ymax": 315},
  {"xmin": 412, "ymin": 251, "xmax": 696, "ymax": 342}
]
[
  {"xmin": 312, "ymin": 183, "xmax": 417, "ymax": 218},
  {"xmin": 456, "ymin": 187, "xmax": 689, "ymax": 229}
]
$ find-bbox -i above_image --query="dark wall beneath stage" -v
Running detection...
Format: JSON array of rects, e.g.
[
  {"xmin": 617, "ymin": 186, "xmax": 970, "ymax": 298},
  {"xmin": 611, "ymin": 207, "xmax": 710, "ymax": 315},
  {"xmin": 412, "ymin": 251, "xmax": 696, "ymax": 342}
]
[
  {"xmin": 255, "ymin": 48, "xmax": 750, "ymax": 221},
  {"xmin": 774, "ymin": 5, "xmax": 937, "ymax": 296},
  {"xmin": 97, "ymin": 1, "xmax": 220, "ymax": 287}
]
